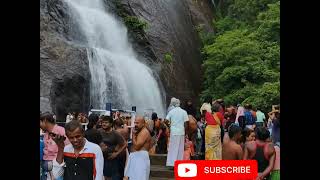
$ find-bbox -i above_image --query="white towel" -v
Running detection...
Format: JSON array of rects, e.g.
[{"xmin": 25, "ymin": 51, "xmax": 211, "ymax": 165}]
[{"xmin": 124, "ymin": 150, "xmax": 150, "ymax": 180}]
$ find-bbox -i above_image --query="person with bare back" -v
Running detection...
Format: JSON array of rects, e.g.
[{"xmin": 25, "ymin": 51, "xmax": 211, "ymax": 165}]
[
  {"xmin": 243, "ymin": 127, "xmax": 276, "ymax": 180},
  {"xmin": 124, "ymin": 116, "xmax": 152, "ymax": 180},
  {"xmin": 222, "ymin": 124, "xmax": 243, "ymax": 160}
]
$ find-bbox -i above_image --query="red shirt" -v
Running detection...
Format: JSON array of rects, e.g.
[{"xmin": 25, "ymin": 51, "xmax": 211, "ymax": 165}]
[{"xmin": 205, "ymin": 112, "xmax": 224, "ymax": 126}]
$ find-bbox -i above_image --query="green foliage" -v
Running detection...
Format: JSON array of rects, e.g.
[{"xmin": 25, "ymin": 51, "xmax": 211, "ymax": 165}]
[
  {"xmin": 196, "ymin": 24, "xmax": 215, "ymax": 45},
  {"xmin": 201, "ymin": 0, "xmax": 280, "ymax": 112},
  {"xmin": 115, "ymin": 0, "xmax": 148, "ymax": 32},
  {"xmin": 228, "ymin": 0, "xmax": 278, "ymax": 24},
  {"xmin": 164, "ymin": 53, "xmax": 173, "ymax": 63},
  {"xmin": 255, "ymin": 1, "xmax": 280, "ymax": 42},
  {"xmin": 123, "ymin": 16, "xmax": 148, "ymax": 32}
]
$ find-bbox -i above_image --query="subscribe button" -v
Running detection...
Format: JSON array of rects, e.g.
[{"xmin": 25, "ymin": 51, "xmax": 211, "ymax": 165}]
[{"xmin": 174, "ymin": 160, "xmax": 257, "ymax": 180}]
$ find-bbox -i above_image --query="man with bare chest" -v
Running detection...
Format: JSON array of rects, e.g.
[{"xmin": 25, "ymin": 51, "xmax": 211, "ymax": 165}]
[
  {"xmin": 124, "ymin": 116, "xmax": 152, "ymax": 180},
  {"xmin": 243, "ymin": 127, "xmax": 275, "ymax": 180},
  {"xmin": 222, "ymin": 125, "xmax": 243, "ymax": 160}
]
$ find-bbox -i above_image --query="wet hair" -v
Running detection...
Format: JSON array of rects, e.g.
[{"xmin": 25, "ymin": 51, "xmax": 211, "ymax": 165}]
[
  {"xmin": 65, "ymin": 120, "xmax": 84, "ymax": 133},
  {"xmin": 212, "ymin": 102, "xmax": 221, "ymax": 112},
  {"xmin": 242, "ymin": 127, "xmax": 254, "ymax": 142},
  {"xmin": 228, "ymin": 124, "xmax": 242, "ymax": 139},
  {"xmin": 40, "ymin": 112, "xmax": 55, "ymax": 124},
  {"xmin": 87, "ymin": 114, "xmax": 99, "ymax": 129},
  {"xmin": 102, "ymin": 116, "xmax": 113, "ymax": 124},
  {"xmin": 151, "ymin": 112, "xmax": 158, "ymax": 120},
  {"xmin": 255, "ymin": 127, "xmax": 270, "ymax": 141}
]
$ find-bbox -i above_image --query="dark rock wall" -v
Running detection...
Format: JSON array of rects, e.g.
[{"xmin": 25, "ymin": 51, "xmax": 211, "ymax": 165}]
[
  {"xmin": 40, "ymin": 0, "xmax": 90, "ymax": 121},
  {"xmin": 116, "ymin": 0, "xmax": 214, "ymax": 107}
]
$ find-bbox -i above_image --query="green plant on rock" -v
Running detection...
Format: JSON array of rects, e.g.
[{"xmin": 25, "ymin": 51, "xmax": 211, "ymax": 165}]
[
  {"xmin": 123, "ymin": 16, "xmax": 148, "ymax": 32},
  {"xmin": 164, "ymin": 53, "xmax": 173, "ymax": 63}
]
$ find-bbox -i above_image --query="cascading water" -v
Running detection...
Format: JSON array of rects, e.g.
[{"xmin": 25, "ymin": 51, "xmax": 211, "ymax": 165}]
[{"xmin": 64, "ymin": 0, "xmax": 165, "ymax": 117}]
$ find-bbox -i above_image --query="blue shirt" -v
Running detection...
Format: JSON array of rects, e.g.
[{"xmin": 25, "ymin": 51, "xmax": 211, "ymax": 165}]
[{"xmin": 40, "ymin": 135, "xmax": 44, "ymax": 160}]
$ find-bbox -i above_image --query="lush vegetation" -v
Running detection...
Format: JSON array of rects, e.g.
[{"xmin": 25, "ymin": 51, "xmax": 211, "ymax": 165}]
[{"xmin": 201, "ymin": 0, "xmax": 280, "ymax": 112}]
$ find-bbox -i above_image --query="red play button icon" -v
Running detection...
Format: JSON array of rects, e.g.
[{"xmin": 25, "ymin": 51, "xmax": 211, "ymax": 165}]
[
  {"xmin": 185, "ymin": 168, "xmax": 190, "ymax": 173},
  {"xmin": 177, "ymin": 163, "xmax": 197, "ymax": 177}
]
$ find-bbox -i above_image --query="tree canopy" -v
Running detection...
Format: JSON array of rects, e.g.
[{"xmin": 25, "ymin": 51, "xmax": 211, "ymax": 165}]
[{"xmin": 201, "ymin": 0, "xmax": 280, "ymax": 112}]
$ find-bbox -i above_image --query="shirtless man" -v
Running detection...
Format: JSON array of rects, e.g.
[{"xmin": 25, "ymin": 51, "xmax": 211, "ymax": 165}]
[
  {"xmin": 243, "ymin": 127, "xmax": 275, "ymax": 180},
  {"xmin": 124, "ymin": 116, "xmax": 151, "ymax": 180},
  {"xmin": 222, "ymin": 125, "xmax": 243, "ymax": 160},
  {"xmin": 114, "ymin": 118, "xmax": 130, "ymax": 141}
]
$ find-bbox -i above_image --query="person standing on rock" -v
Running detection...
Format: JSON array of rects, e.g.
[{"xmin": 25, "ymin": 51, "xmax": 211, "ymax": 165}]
[
  {"xmin": 124, "ymin": 116, "xmax": 152, "ymax": 180},
  {"xmin": 165, "ymin": 98, "xmax": 189, "ymax": 169}
]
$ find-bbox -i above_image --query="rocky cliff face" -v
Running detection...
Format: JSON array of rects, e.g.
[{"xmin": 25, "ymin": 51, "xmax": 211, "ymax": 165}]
[
  {"xmin": 40, "ymin": 0, "xmax": 90, "ymax": 121},
  {"xmin": 114, "ymin": 0, "xmax": 214, "ymax": 107},
  {"xmin": 40, "ymin": 0, "xmax": 214, "ymax": 119}
]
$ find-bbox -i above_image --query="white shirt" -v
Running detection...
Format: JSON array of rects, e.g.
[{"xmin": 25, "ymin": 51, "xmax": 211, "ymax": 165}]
[
  {"xmin": 52, "ymin": 139, "xmax": 104, "ymax": 180},
  {"xmin": 165, "ymin": 107, "xmax": 189, "ymax": 135}
]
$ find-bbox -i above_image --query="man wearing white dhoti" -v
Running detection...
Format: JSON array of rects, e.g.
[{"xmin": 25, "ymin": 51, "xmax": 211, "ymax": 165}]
[
  {"xmin": 124, "ymin": 116, "xmax": 152, "ymax": 180},
  {"xmin": 165, "ymin": 98, "xmax": 189, "ymax": 169}
]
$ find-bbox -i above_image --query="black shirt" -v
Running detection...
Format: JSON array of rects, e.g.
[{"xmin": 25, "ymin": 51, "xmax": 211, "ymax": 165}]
[
  {"xmin": 85, "ymin": 128, "xmax": 102, "ymax": 145},
  {"xmin": 98, "ymin": 129, "xmax": 124, "ymax": 157}
]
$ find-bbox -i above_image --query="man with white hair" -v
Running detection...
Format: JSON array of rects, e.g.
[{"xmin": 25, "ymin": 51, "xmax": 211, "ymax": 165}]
[
  {"xmin": 165, "ymin": 98, "xmax": 189, "ymax": 170},
  {"xmin": 167, "ymin": 97, "xmax": 178, "ymax": 113}
]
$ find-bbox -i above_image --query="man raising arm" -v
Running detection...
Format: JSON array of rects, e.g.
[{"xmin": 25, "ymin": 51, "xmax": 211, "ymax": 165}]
[{"xmin": 52, "ymin": 120, "xmax": 104, "ymax": 180}]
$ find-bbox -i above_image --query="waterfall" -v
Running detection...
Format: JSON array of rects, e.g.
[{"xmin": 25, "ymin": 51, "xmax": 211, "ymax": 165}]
[{"xmin": 65, "ymin": 0, "xmax": 166, "ymax": 117}]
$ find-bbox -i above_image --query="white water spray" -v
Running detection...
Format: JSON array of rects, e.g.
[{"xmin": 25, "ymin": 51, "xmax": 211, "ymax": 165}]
[{"xmin": 65, "ymin": 0, "xmax": 165, "ymax": 117}]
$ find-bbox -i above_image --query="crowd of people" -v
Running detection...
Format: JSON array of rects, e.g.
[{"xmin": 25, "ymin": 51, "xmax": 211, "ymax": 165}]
[{"xmin": 40, "ymin": 97, "xmax": 280, "ymax": 180}]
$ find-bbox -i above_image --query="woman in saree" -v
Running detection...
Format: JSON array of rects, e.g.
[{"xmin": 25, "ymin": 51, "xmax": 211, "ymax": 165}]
[{"xmin": 205, "ymin": 103, "xmax": 224, "ymax": 160}]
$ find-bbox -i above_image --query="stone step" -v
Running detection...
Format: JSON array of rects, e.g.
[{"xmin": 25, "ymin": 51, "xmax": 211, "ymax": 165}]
[
  {"xmin": 150, "ymin": 165, "xmax": 174, "ymax": 178},
  {"xmin": 149, "ymin": 154, "xmax": 167, "ymax": 166}
]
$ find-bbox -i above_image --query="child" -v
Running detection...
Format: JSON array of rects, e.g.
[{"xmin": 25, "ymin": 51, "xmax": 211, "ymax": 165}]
[{"xmin": 183, "ymin": 136, "xmax": 194, "ymax": 160}]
